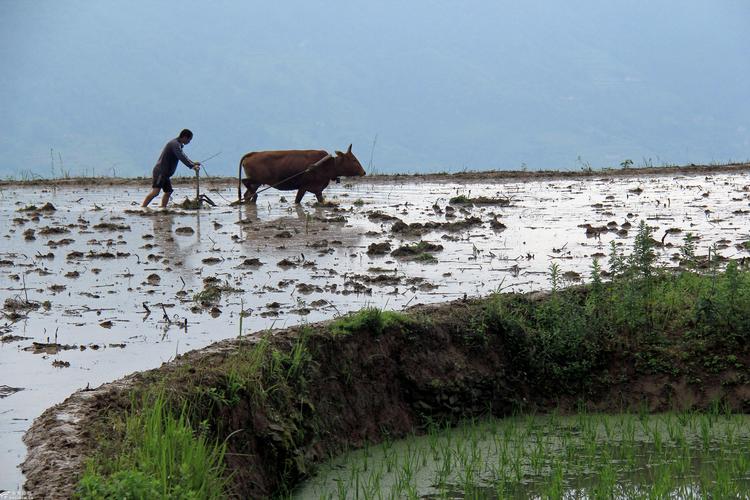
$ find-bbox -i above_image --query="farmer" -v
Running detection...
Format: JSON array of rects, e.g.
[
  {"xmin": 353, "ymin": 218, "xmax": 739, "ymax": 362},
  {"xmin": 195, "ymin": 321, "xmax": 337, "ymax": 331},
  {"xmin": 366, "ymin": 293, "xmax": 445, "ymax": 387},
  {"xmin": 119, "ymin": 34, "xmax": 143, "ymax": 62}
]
[{"xmin": 141, "ymin": 129, "xmax": 201, "ymax": 208}]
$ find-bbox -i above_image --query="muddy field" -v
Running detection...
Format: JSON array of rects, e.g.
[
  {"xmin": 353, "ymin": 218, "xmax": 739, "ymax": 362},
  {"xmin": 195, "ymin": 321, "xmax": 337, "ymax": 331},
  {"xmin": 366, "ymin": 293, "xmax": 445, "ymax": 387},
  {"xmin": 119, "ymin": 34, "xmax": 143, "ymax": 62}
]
[{"xmin": 2, "ymin": 166, "xmax": 750, "ymax": 490}]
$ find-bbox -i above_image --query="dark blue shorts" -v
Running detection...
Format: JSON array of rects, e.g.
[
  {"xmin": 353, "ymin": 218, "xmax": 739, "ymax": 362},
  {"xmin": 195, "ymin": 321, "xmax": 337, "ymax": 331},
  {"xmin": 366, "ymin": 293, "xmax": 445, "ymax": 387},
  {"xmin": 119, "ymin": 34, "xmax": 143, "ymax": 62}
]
[{"xmin": 151, "ymin": 168, "xmax": 173, "ymax": 193}]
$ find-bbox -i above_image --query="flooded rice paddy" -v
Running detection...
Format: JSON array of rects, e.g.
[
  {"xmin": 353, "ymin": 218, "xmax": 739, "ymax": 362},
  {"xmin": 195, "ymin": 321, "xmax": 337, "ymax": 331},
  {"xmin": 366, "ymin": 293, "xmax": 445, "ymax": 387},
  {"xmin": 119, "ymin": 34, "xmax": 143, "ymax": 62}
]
[
  {"xmin": 293, "ymin": 412, "xmax": 750, "ymax": 498},
  {"xmin": 2, "ymin": 170, "xmax": 750, "ymax": 490}
]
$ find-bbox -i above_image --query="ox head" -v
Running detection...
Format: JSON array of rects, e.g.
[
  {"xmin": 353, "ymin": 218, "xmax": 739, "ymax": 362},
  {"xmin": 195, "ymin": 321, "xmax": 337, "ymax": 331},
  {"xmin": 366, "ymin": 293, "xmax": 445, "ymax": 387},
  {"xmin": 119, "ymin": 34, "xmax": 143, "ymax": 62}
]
[{"xmin": 333, "ymin": 144, "xmax": 366, "ymax": 177}]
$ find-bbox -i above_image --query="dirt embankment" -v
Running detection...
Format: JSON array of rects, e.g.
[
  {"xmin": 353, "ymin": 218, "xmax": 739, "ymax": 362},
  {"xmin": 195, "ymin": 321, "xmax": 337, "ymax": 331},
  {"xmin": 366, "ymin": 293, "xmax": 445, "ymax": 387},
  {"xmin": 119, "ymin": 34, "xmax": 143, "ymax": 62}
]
[
  {"xmin": 22, "ymin": 293, "xmax": 750, "ymax": 498},
  {"xmin": 3, "ymin": 162, "xmax": 749, "ymax": 189}
]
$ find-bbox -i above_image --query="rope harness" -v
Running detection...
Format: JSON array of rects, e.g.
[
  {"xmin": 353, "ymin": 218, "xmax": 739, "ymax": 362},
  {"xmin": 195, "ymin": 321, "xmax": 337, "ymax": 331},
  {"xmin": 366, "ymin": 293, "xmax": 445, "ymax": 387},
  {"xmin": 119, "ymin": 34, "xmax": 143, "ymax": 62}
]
[{"xmin": 236, "ymin": 153, "xmax": 333, "ymax": 203}]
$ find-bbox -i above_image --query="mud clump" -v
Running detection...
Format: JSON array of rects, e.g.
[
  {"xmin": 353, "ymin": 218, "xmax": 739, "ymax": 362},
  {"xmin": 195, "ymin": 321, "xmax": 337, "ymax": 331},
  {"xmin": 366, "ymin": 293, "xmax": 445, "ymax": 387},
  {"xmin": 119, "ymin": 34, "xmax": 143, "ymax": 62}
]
[
  {"xmin": 93, "ymin": 222, "xmax": 131, "ymax": 231},
  {"xmin": 18, "ymin": 202, "xmax": 56, "ymax": 212},
  {"xmin": 1, "ymin": 335, "xmax": 32, "ymax": 343},
  {"xmin": 86, "ymin": 251, "xmax": 116, "ymax": 259},
  {"xmin": 308, "ymin": 240, "xmax": 329, "ymax": 248},
  {"xmin": 391, "ymin": 241, "xmax": 444, "ymax": 257},
  {"xmin": 38, "ymin": 226, "xmax": 70, "ymax": 236},
  {"xmin": 313, "ymin": 215, "xmax": 347, "ymax": 223},
  {"xmin": 367, "ymin": 242, "xmax": 392, "ymax": 255},
  {"xmin": 391, "ymin": 217, "xmax": 483, "ymax": 236},
  {"xmin": 0, "ymin": 385, "xmax": 24, "ymax": 398},
  {"xmin": 175, "ymin": 226, "xmax": 195, "ymax": 235},
  {"xmin": 296, "ymin": 283, "xmax": 323, "ymax": 294},
  {"xmin": 367, "ymin": 211, "xmax": 401, "ymax": 222},
  {"xmin": 449, "ymin": 195, "xmax": 511, "ymax": 206},
  {"xmin": 24, "ymin": 342, "xmax": 77, "ymax": 355},
  {"xmin": 177, "ymin": 198, "xmax": 206, "ymax": 210},
  {"xmin": 490, "ymin": 217, "xmax": 507, "ymax": 230},
  {"xmin": 47, "ymin": 238, "xmax": 74, "ymax": 248},
  {"xmin": 238, "ymin": 258, "xmax": 263, "ymax": 268},
  {"xmin": 193, "ymin": 281, "xmax": 242, "ymax": 306},
  {"xmin": 4, "ymin": 298, "xmax": 40, "ymax": 313}
]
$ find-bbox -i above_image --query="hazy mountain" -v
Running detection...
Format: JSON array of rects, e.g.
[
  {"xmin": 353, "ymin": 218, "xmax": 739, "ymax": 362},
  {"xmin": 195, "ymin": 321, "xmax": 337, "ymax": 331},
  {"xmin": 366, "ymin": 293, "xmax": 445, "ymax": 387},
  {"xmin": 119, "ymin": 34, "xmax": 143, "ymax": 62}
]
[{"xmin": 1, "ymin": 1, "xmax": 748, "ymax": 178}]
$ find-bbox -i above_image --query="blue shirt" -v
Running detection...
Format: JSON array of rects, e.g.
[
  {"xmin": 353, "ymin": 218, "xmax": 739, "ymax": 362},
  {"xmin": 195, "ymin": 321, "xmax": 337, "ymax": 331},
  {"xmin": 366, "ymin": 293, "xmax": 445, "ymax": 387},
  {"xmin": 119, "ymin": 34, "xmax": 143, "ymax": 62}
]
[{"xmin": 154, "ymin": 138, "xmax": 195, "ymax": 177}]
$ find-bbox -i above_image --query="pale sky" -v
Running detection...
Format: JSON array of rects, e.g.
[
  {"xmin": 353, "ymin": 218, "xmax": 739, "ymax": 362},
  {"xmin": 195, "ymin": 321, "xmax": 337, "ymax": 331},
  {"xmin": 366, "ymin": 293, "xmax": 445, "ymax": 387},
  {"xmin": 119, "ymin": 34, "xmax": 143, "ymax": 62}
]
[{"xmin": 1, "ymin": 1, "xmax": 748, "ymax": 177}]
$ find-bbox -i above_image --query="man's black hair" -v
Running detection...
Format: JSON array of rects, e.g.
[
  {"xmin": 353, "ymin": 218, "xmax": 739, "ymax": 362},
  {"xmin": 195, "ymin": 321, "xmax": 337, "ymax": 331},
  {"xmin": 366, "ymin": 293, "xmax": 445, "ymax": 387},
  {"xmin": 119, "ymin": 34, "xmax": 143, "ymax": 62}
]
[{"xmin": 179, "ymin": 129, "xmax": 193, "ymax": 139}]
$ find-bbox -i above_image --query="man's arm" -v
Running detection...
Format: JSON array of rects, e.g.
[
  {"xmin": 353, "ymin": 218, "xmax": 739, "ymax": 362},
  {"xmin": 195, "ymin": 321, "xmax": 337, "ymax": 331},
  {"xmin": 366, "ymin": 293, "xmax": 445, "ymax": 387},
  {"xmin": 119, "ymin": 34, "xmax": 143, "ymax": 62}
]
[{"xmin": 170, "ymin": 141, "xmax": 198, "ymax": 169}]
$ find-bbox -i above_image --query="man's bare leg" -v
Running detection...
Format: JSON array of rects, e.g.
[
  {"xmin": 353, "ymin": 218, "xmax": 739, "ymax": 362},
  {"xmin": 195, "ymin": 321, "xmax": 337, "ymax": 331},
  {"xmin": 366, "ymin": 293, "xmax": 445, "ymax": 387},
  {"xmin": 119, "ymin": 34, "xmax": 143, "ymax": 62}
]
[
  {"xmin": 160, "ymin": 191, "xmax": 172, "ymax": 208},
  {"xmin": 142, "ymin": 188, "xmax": 161, "ymax": 207}
]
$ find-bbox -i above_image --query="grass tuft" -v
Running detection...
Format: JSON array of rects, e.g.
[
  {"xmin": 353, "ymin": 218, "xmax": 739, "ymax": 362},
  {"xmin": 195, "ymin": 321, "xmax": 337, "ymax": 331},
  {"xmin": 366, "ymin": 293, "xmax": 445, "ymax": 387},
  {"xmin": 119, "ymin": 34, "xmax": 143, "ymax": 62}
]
[
  {"xmin": 76, "ymin": 393, "xmax": 228, "ymax": 499},
  {"xmin": 330, "ymin": 307, "xmax": 411, "ymax": 336}
]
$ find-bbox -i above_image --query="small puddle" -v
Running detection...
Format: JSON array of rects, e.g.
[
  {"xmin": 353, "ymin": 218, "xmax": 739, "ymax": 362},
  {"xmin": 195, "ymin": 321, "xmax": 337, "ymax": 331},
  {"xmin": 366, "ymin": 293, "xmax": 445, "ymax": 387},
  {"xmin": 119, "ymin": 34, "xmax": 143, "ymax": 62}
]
[{"xmin": 293, "ymin": 413, "xmax": 750, "ymax": 498}]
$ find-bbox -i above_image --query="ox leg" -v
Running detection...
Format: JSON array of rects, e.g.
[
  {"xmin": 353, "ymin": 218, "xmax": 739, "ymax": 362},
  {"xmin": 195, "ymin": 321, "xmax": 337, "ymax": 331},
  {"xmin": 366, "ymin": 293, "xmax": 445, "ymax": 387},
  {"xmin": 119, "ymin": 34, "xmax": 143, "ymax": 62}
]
[
  {"xmin": 242, "ymin": 179, "xmax": 260, "ymax": 204},
  {"xmin": 315, "ymin": 192, "xmax": 325, "ymax": 203},
  {"xmin": 295, "ymin": 189, "xmax": 306, "ymax": 204}
]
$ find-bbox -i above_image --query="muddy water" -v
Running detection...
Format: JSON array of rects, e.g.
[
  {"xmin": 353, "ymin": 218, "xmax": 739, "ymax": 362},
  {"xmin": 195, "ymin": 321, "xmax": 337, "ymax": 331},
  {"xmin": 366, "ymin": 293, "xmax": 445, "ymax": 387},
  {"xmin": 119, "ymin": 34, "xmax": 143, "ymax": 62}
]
[{"xmin": 1, "ymin": 172, "xmax": 749, "ymax": 490}]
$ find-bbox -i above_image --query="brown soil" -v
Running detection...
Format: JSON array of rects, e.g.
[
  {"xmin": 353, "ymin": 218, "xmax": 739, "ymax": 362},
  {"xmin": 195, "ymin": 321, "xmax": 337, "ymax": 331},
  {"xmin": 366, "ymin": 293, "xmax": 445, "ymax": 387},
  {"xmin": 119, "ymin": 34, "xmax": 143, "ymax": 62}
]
[
  {"xmin": 21, "ymin": 293, "xmax": 750, "ymax": 499},
  {"xmin": 3, "ymin": 162, "xmax": 749, "ymax": 189}
]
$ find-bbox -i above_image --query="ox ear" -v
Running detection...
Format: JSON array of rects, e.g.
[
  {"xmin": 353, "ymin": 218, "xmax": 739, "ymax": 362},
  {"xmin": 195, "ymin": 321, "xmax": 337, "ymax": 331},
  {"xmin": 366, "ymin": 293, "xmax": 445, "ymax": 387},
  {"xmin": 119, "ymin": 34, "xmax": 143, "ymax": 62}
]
[
  {"xmin": 335, "ymin": 150, "xmax": 344, "ymax": 157},
  {"xmin": 347, "ymin": 144, "xmax": 352, "ymax": 154}
]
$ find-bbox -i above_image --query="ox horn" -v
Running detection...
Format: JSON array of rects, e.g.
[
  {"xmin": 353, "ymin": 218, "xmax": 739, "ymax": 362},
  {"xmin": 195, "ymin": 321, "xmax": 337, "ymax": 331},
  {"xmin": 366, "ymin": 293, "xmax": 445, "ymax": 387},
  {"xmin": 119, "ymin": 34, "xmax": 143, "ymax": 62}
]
[{"xmin": 347, "ymin": 144, "xmax": 352, "ymax": 154}]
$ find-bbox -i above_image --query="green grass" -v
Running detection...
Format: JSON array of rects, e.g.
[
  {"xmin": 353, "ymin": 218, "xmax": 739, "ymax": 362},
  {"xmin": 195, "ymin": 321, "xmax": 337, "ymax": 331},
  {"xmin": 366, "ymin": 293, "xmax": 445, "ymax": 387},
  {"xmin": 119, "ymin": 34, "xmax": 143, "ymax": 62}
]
[
  {"xmin": 413, "ymin": 252, "xmax": 438, "ymax": 263},
  {"xmin": 330, "ymin": 307, "xmax": 411, "ymax": 336},
  {"xmin": 76, "ymin": 393, "xmax": 228, "ymax": 499}
]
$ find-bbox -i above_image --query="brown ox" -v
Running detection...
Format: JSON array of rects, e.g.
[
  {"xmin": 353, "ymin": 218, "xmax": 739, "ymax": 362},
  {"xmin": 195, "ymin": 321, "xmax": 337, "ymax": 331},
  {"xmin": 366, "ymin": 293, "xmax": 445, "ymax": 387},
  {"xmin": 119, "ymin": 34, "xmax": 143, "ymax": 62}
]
[{"xmin": 237, "ymin": 145, "xmax": 365, "ymax": 204}]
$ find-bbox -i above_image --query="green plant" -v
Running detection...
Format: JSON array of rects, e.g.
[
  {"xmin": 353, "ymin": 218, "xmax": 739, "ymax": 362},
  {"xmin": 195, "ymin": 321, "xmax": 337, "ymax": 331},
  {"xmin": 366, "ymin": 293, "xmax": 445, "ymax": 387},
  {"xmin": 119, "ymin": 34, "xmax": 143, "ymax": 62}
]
[
  {"xmin": 629, "ymin": 220, "xmax": 656, "ymax": 279},
  {"xmin": 330, "ymin": 307, "xmax": 410, "ymax": 336},
  {"xmin": 77, "ymin": 393, "xmax": 227, "ymax": 499},
  {"xmin": 193, "ymin": 285, "xmax": 222, "ymax": 304}
]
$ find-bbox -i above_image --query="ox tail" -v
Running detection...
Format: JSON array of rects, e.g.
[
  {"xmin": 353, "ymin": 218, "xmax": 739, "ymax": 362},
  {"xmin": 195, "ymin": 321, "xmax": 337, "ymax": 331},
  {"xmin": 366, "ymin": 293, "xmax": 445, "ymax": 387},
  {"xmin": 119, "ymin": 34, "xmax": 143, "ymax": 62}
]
[{"xmin": 237, "ymin": 153, "xmax": 252, "ymax": 202}]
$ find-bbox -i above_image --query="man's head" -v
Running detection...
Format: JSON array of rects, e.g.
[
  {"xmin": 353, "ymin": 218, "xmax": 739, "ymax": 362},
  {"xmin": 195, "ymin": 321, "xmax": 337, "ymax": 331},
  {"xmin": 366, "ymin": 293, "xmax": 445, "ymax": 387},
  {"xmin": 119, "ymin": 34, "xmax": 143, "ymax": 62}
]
[{"xmin": 178, "ymin": 129, "xmax": 193, "ymax": 145}]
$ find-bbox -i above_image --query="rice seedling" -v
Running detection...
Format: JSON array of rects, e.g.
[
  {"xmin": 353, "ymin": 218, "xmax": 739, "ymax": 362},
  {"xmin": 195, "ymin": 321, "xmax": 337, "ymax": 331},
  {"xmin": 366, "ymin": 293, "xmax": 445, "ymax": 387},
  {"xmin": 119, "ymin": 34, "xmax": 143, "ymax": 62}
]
[{"xmin": 293, "ymin": 413, "xmax": 750, "ymax": 498}]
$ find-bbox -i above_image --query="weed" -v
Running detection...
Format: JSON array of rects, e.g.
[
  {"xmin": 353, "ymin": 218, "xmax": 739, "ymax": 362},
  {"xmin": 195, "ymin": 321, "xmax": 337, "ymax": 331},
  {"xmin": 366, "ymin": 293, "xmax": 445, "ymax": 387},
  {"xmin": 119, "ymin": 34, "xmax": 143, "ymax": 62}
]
[
  {"xmin": 77, "ymin": 393, "xmax": 227, "ymax": 499},
  {"xmin": 330, "ymin": 307, "xmax": 411, "ymax": 336},
  {"xmin": 193, "ymin": 285, "xmax": 222, "ymax": 304}
]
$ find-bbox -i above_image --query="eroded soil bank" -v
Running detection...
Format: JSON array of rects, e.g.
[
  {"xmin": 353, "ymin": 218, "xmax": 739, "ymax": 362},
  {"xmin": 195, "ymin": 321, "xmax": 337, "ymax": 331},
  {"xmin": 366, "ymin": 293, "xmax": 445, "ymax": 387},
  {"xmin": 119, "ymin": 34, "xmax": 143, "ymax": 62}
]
[{"xmin": 22, "ymin": 288, "xmax": 750, "ymax": 498}]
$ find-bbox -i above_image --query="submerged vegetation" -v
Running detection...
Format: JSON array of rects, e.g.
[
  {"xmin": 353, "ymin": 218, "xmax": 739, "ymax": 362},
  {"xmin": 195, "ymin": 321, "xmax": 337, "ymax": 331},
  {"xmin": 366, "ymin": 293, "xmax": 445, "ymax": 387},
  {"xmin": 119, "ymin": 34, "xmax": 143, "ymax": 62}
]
[{"xmin": 73, "ymin": 219, "xmax": 750, "ymax": 497}]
